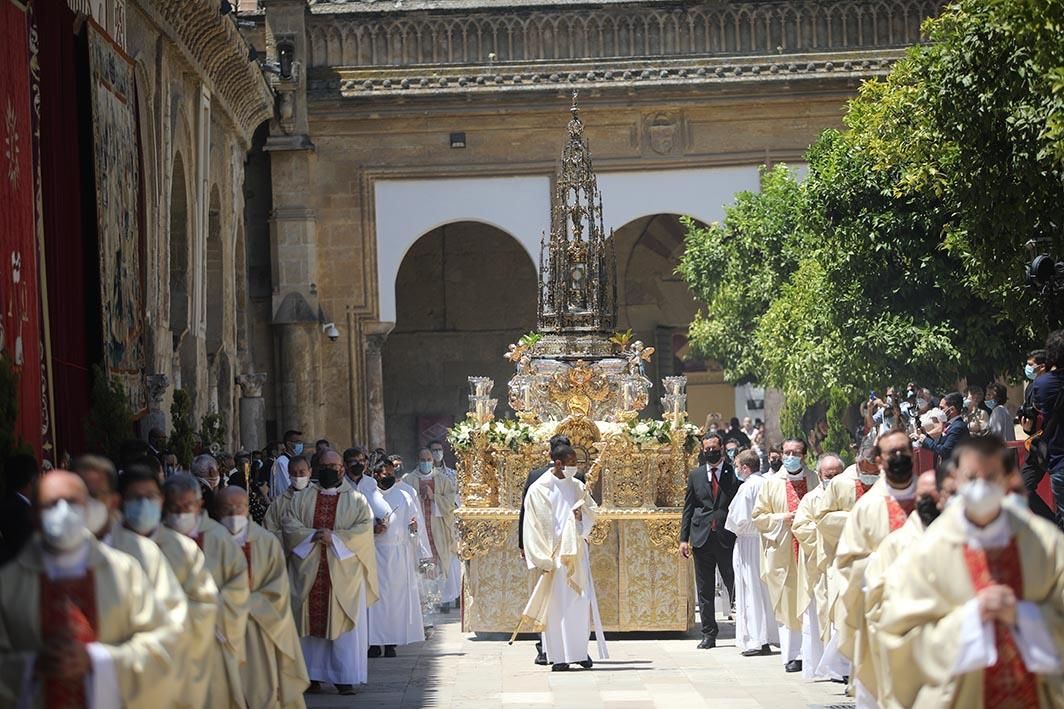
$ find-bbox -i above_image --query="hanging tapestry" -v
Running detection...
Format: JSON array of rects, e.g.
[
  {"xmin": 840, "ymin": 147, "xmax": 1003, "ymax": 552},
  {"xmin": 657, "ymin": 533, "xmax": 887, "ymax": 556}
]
[
  {"xmin": 86, "ymin": 20, "xmax": 144, "ymax": 411},
  {"xmin": 0, "ymin": 0, "xmax": 44, "ymax": 456}
]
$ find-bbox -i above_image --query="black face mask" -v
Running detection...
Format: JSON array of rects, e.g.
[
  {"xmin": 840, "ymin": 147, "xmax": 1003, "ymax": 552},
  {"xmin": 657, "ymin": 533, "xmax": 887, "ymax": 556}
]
[
  {"xmin": 884, "ymin": 452, "xmax": 914, "ymax": 484},
  {"xmin": 700, "ymin": 449, "xmax": 723, "ymax": 465},
  {"xmin": 378, "ymin": 474, "xmax": 396, "ymax": 490},
  {"xmin": 769, "ymin": 459, "xmax": 783, "ymax": 472},
  {"xmin": 318, "ymin": 468, "xmax": 341, "ymax": 489},
  {"xmin": 348, "ymin": 462, "xmax": 365, "ymax": 478},
  {"xmin": 916, "ymin": 494, "xmax": 940, "ymax": 527}
]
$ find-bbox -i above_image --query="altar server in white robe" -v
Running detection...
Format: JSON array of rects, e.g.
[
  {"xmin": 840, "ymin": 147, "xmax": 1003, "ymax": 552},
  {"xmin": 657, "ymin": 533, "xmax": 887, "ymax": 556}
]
[
  {"xmin": 877, "ymin": 435, "xmax": 1064, "ymax": 708},
  {"xmin": 284, "ymin": 450, "xmax": 378, "ymax": 695},
  {"xmin": 725, "ymin": 449, "xmax": 779, "ymax": 656},
  {"xmin": 343, "ymin": 448, "xmax": 392, "ymax": 521},
  {"xmin": 429, "ymin": 441, "xmax": 463, "ymax": 607},
  {"xmin": 388, "ymin": 458, "xmax": 432, "ymax": 562},
  {"xmin": 521, "ymin": 445, "xmax": 607, "ymax": 671},
  {"xmin": 367, "ymin": 461, "xmax": 427, "ymax": 656},
  {"xmin": 0, "ymin": 471, "xmax": 175, "ymax": 709}
]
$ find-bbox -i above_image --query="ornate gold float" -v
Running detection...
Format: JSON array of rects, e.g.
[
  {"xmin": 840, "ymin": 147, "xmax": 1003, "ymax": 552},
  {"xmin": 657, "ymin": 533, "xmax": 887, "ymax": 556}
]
[{"xmin": 451, "ymin": 95, "xmax": 699, "ymax": 633}]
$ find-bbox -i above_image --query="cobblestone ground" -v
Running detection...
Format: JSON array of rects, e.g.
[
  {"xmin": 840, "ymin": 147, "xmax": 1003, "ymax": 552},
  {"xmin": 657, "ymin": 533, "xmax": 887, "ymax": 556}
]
[{"xmin": 305, "ymin": 609, "xmax": 854, "ymax": 708}]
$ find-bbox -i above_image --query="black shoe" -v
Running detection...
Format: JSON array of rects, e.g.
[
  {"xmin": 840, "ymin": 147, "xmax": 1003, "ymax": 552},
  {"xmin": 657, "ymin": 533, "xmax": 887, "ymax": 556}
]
[
  {"xmin": 336, "ymin": 684, "xmax": 358, "ymax": 695},
  {"xmin": 305, "ymin": 681, "xmax": 323, "ymax": 694},
  {"xmin": 368, "ymin": 645, "xmax": 382, "ymax": 658},
  {"xmin": 697, "ymin": 637, "xmax": 716, "ymax": 649},
  {"xmin": 785, "ymin": 659, "xmax": 803, "ymax": 673},
  {"xmin": 384, "ymin": 645, "xmax": 397, "ymax": 658},
  {"xmin": 578, "ymin": 657, "xmax": 593, "ymax": 669},
  {"xmin": 534, "ymin": 652, "xmax": 548, "ymax": 666},
  {"xmin": 551, "ymin": 663, "xmax": 570, "ymax": 672},
  {"xmin": 741, "ymin": 645, "xmax": 771, "ymax": 657}
]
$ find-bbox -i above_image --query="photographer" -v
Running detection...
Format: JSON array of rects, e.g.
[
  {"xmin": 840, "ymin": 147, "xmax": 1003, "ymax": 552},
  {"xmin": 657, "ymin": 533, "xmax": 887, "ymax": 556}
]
[{"xmin": 1031, "ymin": 330, "xmax": 1064, "ymax": 528}]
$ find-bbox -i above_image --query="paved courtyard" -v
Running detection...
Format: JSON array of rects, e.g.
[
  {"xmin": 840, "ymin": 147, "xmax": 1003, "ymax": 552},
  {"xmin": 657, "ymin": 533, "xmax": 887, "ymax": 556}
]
[{"xmin": 306, "ymin": 611, "xmax": 853, "ymax": 708}]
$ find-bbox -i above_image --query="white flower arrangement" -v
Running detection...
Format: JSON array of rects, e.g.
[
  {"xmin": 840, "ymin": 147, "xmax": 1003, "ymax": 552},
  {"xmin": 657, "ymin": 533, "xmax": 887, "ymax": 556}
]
[
  {"xmin": 624, "ymin": 418, "xmax": 703, "ymax": 451},
  {"xmin": 448, "ymin": 417, "xmax": 541, "ymax": 452}
]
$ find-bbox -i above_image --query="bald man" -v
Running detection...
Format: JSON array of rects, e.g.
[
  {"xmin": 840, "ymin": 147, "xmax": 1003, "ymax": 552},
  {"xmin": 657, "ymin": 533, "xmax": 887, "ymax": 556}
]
[
  {"xmin": 0, "ymin": 471, "xmax": 176, "ymax": 708},
  {"xmin": 215, "ymin": 487, "xmax": 309, "ymax": 708}
]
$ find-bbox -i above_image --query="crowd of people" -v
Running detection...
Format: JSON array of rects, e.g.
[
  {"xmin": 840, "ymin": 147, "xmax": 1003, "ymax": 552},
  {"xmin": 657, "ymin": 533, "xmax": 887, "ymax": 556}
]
[
  {"xmin": 677, "ymin": 328, "xmax": 1064, "ymax": 708},
  {"xmin": 0, "ymin": 433, "xmax": 463, "ymax": 705}
]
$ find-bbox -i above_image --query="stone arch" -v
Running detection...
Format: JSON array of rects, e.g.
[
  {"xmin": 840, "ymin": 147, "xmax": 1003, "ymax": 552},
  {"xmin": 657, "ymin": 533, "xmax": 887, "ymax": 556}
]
[
  {"xmin": 382, "ymin": 221, "xmax": 537, "ymax": 458},
  {"xmin": 206, "ymin": 185, "xmax": 223, "ymax": 354}
]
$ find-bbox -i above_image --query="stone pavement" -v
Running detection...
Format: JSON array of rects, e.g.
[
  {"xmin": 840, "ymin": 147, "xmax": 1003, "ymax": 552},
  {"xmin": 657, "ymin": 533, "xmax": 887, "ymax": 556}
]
[{"xmin": 305, "ymin": 612, "xmax": 854, "ymax": 708}]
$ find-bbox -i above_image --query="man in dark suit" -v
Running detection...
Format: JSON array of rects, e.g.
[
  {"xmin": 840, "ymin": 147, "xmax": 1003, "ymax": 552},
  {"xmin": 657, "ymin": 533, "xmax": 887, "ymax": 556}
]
[
  {"xmin": 517, "ymin": 434, "xmax": 573, "ymax": 665},
  {"xmin": 917, "ymin": 391, "xmax": 970, "ymax": 465},
  {"xmin": 680, "ymin": 432, "xmax": 740, "ymax": 649},
  {"xmin": 0, "ymin": 454, "xmax": 38, "ymax": 566}
]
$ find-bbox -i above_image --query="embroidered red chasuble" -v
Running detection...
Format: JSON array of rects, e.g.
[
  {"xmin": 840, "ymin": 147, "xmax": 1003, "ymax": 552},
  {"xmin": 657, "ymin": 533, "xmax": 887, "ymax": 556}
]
[
  {"xmin": 40, "ymin": 571, "xmax": 98, "ymax": 709},
  {"xmin": 308, "ymin": 494, "xmax": 340, "ymax": 638},
  {"xmin": 855, "ymin": 480, "xmax": 872, "ymax": 500},
  {"xmin": 785, "ymin": 479, "xmax": 809, "ymax": 561},
  {"xmin": 884, "ymin": 495, "xmax": 915, "ymax": 531},
  {"xmin": 962, "ymin": 539, "xmax": 1039, "ymax": 709}
]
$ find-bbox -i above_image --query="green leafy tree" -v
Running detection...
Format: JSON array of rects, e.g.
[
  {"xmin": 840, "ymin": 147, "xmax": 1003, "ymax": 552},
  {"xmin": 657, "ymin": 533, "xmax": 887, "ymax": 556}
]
[
  {"xmin": 169, "ymin": 389, "xmax": 196, "ymax": 469},
  {"xmin": 84, "ymin": 366, "xmax": 133, "ymax": 463}
]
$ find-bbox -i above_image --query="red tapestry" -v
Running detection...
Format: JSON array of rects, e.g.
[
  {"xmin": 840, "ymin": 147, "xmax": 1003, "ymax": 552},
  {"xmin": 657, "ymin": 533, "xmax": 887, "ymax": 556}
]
[
  {"xmin": 0, "ymin": 0, "xmax": 44, "ymax": 457},
  {"xmin": 962, "ymin": 540, "xmax": 1038, "ymax": 709}
]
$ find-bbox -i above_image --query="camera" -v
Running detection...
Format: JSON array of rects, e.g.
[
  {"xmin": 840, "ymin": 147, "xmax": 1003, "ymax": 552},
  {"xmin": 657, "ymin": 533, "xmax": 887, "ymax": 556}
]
[
  {"xmin": 322, "ymin": 322, "xmax": 340, "ymax": 342},
  {"xmin": 1015, "ymin": 402, "xmax": 1037, "ymax": 426}
]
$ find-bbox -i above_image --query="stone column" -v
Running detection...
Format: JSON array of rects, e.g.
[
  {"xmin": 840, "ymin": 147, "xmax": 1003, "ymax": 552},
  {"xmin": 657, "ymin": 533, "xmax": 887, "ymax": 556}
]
[
  {"xmin": 363, "ymin": 321, "xmax": 395, "ymax": 449},
  {"xmin": 276, "ymin": 319, "xmax": 322, "ymax": 437},
  {"xmin": 237, "ymin": 373, "xmax": 268, "ymax": 452},
  {"xmin": 139, "ymin": 373, "xmax": 170, "ymax": 439}
]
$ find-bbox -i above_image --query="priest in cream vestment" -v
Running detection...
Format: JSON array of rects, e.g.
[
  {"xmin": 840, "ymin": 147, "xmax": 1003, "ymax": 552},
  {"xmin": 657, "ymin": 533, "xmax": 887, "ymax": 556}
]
[
  {"xmin": 792, "ymin": 453, "xmax": 845, "ymax": 680},
  {"xmin": 877, "ymin": 436, "xmax": 1064, "ymax": 709},
  {"xmin": 215, "ymin": 487, "xmax": 309, "ymax": 708},
  {"xmin": 751, "ymin": 439, "xmax": 820, "ymax": 672},
  {"xmin": 521, "ymin": 445, "xmax": 607, "ymax": 669},
  {"xmin": 284, "ymin": 451, "xmax": 378, "ymax": 694},
  {"xmin": 264, "ymin": 455, "xmax": 312, "ymax": 540},
  {"xmin": 863, "ymin": 469, "xmax": 952, "ymax": 709},
  {"xmin": 119, "ymin": 465, "xmax": 219, "ymax": 709},
  {"xmin": 0, "ymin": 471, "xmax": 176, "ymax": 709},
  {"xmin": 403, "ymin": 449, "xmax": 460, "ymax": 608},
  {"xmin": 162, "ymin": 473, "xmax": 249, "ymax": 709},
  {"xmin": 834, "ymin": 430, "xmax": 918, "ymax": 706}
]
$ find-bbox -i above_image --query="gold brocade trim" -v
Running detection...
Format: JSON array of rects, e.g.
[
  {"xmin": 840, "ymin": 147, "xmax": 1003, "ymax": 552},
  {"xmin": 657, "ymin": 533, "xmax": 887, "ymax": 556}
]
[
  {"xmin": 644, "ymin": 518, "xmax": 682, "ymax": 549},
  {"xmin": 456, "ymin": 518, "xmax": 513, "ymax": 561},
  {"xmin": 588, "ymin": 519, "xmax": 612, "ymax": 545}
]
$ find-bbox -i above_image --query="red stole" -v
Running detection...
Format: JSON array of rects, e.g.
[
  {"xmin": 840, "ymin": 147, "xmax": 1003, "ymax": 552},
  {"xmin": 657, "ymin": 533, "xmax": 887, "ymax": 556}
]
[
  {"xmin": 785, "ymin": 478, "xmax": 809, "ymax": 561},
  {"xmin": 884, "ymin": 495, "xmax": 915, "ymax": 531},
  {"xmin": 40, "ymin": 571, "xmax": 98, "ymax": 709},
  {"xmin": 308, "ymin": 493, "xmax": 340, "ymax": 638},
  {"xmin": 418, "ymin": 477, "xmax": 438, "ymax": 559},
  {"xmin": 242, "ymin": 542, "xmax": 253, "ymax": 584},
  {"xmin": 962, "ymin": 539, "xmax": 1039, "ymax": 709},
  {"xmin": 855, "ymin": 479, "xmax": 872, "ymax": 500}
]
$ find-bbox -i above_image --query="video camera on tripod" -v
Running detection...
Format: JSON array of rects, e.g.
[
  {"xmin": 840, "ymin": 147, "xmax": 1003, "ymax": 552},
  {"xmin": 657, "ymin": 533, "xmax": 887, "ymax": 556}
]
[{"xmin": 1025, "ymin": 239, "xmax": 1064, "ymax": 296}]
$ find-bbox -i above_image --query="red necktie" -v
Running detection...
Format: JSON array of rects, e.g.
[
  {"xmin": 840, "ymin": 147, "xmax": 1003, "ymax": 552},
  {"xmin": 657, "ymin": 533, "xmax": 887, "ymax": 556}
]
[{"xmin": 711, "ymin": 468, "xmax": 719, "ymax": 499}]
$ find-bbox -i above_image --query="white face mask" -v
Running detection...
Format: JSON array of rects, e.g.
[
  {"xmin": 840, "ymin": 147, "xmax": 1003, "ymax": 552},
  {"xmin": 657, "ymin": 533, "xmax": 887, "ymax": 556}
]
[
  {"xmin": 85, "ymin": 497, "xmax": 111, "ymax": 535},
  {"xmin": 562, "ymin": 466, "xmax": 578, "ymax": 480},
  {"xmin": 858, "ymin": 473, "xmax": 880, "ymax": 486},
  {"xmin": 291, "ymin": 476, "xmax": 310, "ymax": 491},
  {"xmin": 164, "ymin": 512, "xmax": 199, "ymax": 537},
  {"xmin": 41, "ymin": 500, "xmax": 87, "ymax": 551},
  {"xmin": 431, "ymin": 450, "xmax": 444, "ymax": 464},
  {"xmin": 959, "ymin": 479, "xmax": 1005, "ymax": 522},
  {"xmin": 221, "ymin": 515, "xmax": 249, "ymax": 537}
]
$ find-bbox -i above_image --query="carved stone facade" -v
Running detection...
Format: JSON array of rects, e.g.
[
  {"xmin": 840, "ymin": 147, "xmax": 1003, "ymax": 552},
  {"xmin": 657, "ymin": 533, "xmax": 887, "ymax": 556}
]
[
  {"xmin": 241, "ymin": 0, "xmax": 944, "ymax": 452},
  {"xmin": 75, "ymin": 0, "xmax": 273, "ymax": 451}
]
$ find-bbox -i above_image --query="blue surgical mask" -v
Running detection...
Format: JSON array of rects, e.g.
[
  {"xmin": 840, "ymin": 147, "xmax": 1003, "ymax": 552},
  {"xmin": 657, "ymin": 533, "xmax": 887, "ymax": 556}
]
[
  {"xmin": 418, "ymin": 461, "xmax": 433, "ymax": 475},
  {"xmin": 985, "ymin": 399, "xmax": 997, "ymax": 409},
  {"xmin": 291, "ymin": 442, "xmax": 305, "ymax": 456},
  {"xmin": 782, "ymin": 454, "xmax": 802, "ymax": 473},
  {"xmin": 1025, "ymin": 364, "xmax": 1037, "ymax": 380},
  {"xmin": 124, "ymin": 498, "xmax": 162, "ymax": 535}
]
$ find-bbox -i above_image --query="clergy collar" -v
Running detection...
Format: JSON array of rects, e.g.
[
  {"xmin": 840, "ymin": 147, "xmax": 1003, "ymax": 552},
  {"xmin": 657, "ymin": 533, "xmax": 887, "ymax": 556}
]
[
  {"xmin": 40, "ymin": 537, "xmax": 92, "ymax": 580},
  {"xmin": 961, "ymin": 508, "xmax": 1012, "ymax": 550},
  {"xmin": 319, "ymin": 485, "xmax": 342, "ymax": 497},
  {"xmin": 884, "ymin": 477, "xmax": 917, "ymax": 500},
  {"xmin": 785, "ymin": 468, "xmax": 806, "ymax": 481}
]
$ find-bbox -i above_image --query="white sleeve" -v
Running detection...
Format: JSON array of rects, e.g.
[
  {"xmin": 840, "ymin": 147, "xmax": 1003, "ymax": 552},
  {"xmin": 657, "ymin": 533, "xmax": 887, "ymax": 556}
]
[
  {"xmin": 951, "ymin": 598, "xmax": 997, "ymax": 675},
  {"xmin": 330, "ymin": 534, "xmax": 355, "ymax": 561},
  {"xmin": 1013, "ymin": 601, "xmax": 1063, "ymax": 673},
  {"xmin": 725, "ymin": 486, "xmax": 754, "ymax": 536},
  {"xmin": 292, "ymin": 532, "xmax": 317, "ymax": 560},
  {"xmin": 85, "ymin": 642, "xmax": 120, "ymax": 709}
]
